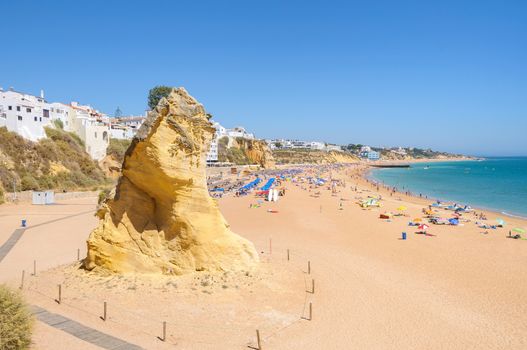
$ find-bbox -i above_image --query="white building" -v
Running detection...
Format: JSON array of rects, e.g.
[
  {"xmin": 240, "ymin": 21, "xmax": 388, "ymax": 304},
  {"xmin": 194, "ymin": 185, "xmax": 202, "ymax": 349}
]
[
  {"xmin": 116, "ymin": 115, "xmax": 145, "ymax": 129},
  {"xmin": 360, "ymin": 146, "xmax": 372, "ymax": 153},
  {"xmin": 0, "ymin": 88, "xmax": 52, "ymax": 141},
  {"xmin": 391, "ymin": 147, "xmax": 407, "ymax": 156},
  {"xmin": 207, "ymin": 121, "xmax": 224, "ymax": 162},
  {"xmin": 109, "ymin": 115, "xmax": 146, "ymax": 140},
  {"xmin": 325, "ymin": 144, "xmax": 342, "ymax": 152},
  {"xmin": 309, "ymin": 141, "xmax": 325, "ymax": 150},
  {"xmin": 291, "ymin": 140, "xmax": 309, "ymax": 148},
  {"xmin": 68, "ymin": 102, "xmax": 110, "ymax": 160},
  {"xmin": 224, "ymin": 126, "xmax": 254, "ymax": 139},
  {"xmin": 367, "ymin": 151, "xmax": 380, "ymax": 161},
  {"xmin": 109, "ymin": 125, "xmax": 136, "ymax": 140},
  {"xmin": 49, "ymin": 102, "xmax": 72, "ymax": 130}
]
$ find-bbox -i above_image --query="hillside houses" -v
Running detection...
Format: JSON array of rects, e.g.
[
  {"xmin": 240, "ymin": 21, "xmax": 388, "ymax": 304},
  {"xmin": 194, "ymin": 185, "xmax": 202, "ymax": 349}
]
[
  {"xmin": 266, "ymin": 139, "xmax": 341, "ymax": 152},
  {"xmin": 0, "ymin": 87, "xmax": 149, "ymax": 161}
]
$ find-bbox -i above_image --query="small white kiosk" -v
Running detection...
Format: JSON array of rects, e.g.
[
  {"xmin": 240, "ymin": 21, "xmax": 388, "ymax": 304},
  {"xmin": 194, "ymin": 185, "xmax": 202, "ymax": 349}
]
[{"xmin": 32, "ymin": 191, "xmax": 55, "ymax": 205}]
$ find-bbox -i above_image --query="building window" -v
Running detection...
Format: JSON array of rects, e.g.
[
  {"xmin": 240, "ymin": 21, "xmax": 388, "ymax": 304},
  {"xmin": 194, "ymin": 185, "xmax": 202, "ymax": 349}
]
[
  {"xmin": 16, "ymin": 106, "xmax": 20, "ymax": 112},
  {"xmin": 8, "ymin": 106, "xmax": 12, "ymax": 110},
  {"xmin": 94, "ymin": 132, "xmax": 97, "ymax": 138},
  {"xmin": 34, "ymin": 116, "xmax": 37, "ymax": 121},
  {"xmin": 39, "ymin": 117, "xmax": 42, "ymax": 122},
  {"xmin": 26, "ymin": 108, "xmax": 31, "ymax": 113},
  {"xmin": 18, "ymin": 116, "xmax": 22, "ymax": 121}
]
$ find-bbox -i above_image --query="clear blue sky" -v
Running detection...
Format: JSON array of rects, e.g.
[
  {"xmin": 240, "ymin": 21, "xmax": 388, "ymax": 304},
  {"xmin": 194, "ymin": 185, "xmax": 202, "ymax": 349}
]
[{"xmin": 1, "ymin": 0, "xmax": 526, "ymax": 156}]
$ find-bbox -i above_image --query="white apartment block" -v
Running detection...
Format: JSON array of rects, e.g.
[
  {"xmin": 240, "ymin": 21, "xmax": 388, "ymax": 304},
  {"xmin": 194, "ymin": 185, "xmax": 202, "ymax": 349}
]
[
  {"xmin": 0, "ymin": 88, "xmax": 52, "ymax": 141},
  {"xmin": 109, "ymin": 115, "xmax": 146, "ymax": 140},
  {"xmin": 68, "ymin": 102, "xmax": 110, "ymax": 160},
  {"xmin": 325, "ymin": 144, "xmax": 342, "ymax": 152},
  {"xmin": 117, "ymin": 115, "xmax": 145, "ymax": 129},
  {"xmin": 390, "ymin": 147, "xmax": 407, "ymax": 156},
  {"xmin": 360, "ymin": 146, "xmax": 372, "ymax": 153},
  {"xmin": 109, "ymin": 125, "xmax": 136, "ymax": 140},
  {"xmin": 310, "ymin": 141, "xmax": 325, "ymax": 150},
  {"xmin": 49, "ymin": 102, "xmax": 72, "ymax": 131},
  {"xmin": 206, "ymin": 121, "xmax": 224, "ymax": 162},
  {"xmin": 223, "ymin": 126, "xmax": 254, "ymax": 139}
]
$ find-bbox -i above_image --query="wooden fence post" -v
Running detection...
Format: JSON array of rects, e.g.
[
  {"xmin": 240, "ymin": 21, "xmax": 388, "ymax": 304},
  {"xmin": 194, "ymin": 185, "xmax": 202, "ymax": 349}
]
[
  {"xmin": 20, "ymin": 270, "xmax": 25, "ymax": 290},
  {"xmin": 256, "ymin": 329, "xmax": 262, "ymax": 349},
  {"xmin": 102, "ymin": 301, "xmax": 107, "ymax": 321},
  {"xmin": 56, "ymin": 284, "xmax": 62, "ymax": 304}
]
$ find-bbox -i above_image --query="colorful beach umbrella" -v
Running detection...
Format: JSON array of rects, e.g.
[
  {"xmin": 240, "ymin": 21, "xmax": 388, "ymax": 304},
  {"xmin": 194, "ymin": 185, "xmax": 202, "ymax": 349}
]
[
  {"xmin": 413, "ymin": 218, "xmax": 422, "ymax": 222},
  {"xmin": 496, "ymin": 218, "xmax": 505, "ymax": 226},
  {"xmin": 418, "ymin": 224, "xmax": 429, "ymax": 231},
  {"xmin": 512, "ymin": 228, "xmax": 525, "ymax": 234},
  {"xmin": 397, "ymin": 206, "xmax": 407, "ymax": 211}
]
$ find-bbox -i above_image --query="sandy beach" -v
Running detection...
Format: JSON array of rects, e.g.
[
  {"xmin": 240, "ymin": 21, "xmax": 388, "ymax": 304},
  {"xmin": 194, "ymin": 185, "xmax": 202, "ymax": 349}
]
[{"xmin": 1, "ymin": 164, "xmax": 527, "ymax": 349}]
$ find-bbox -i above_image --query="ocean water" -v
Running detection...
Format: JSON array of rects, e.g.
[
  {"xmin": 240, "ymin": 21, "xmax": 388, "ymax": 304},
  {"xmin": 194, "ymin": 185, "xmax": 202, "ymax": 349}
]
[{"xmin": 369, "ymin": 157, "xmax": 527, "ymax": 218}]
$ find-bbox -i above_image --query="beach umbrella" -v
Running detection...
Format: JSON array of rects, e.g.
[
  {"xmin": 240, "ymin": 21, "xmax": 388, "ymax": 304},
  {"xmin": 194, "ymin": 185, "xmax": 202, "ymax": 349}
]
[
  {"xmin": 418, "ymin": 224, "xmax": 429, "ymax": 231},
  {"xmin": 512, "ymin": 228, "xmax": 525, "ymax": 234},
  {"xmin": 413, "ymin": 218, "xmax": 422, "ymax": 222},
  {"xmin": 496, "ymin": 218, "xmax": 505, "ymax": 226},
  {"xmin": 397, "ymin": 206, "xmax": 407, "ymax": 211}
]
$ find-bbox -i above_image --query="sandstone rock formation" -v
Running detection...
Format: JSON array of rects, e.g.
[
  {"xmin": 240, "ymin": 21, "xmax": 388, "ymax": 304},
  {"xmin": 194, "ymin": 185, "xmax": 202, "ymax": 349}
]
[
  {"xmin": 84, "ymin": 88, "xmax": 259, "ymax": 274},
  {"xmin": 230, "ymin": 138, "xmax": 276, "ymax": 168},
  {"xmin": 98, "ymin": 155, "xmax": 122, "ymax": 179}
]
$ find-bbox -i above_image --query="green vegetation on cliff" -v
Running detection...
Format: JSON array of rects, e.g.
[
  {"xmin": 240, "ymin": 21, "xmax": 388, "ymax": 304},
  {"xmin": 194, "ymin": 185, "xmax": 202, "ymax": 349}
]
[
  {"xmin": 0, "ymin": 126, "xmax": 108, "ymax": 192},
  {"xmin": 217, "ymin": 137, "xmax": 251, "ymax": 165},
  {"xmin": 106, "ymin": 138, "xmax": 131, "ymax": 163}
]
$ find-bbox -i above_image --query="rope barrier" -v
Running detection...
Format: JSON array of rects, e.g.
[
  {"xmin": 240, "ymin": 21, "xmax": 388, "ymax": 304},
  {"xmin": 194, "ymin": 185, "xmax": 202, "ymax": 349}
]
[{"xmin": 22, "ymin": 242, "xmax": 313, "ymax": 347}]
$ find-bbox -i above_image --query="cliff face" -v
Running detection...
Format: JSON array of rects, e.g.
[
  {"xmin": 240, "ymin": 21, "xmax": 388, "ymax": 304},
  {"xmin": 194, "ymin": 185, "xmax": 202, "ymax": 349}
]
[
  {"xmin": 98, "ymin": 155, "xmax": 121, "ymax": 179},
  {"xmin": 0, "ymin": 126, "xmax": 106, "ymax": 192},
  {"xmin": 217, "ymin": 137, "xmax": 275, "ymax": 168},
  {"xmin": 273, "ymin": 150, "xmax": 358, "ymax": 165},
  {"xmin": 232, "ymin": 138, "xmax": 275, "ymax": 168},
  {"xmin": 84, "ymin": 88, "xmax": 259, "ymax": 275}
]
